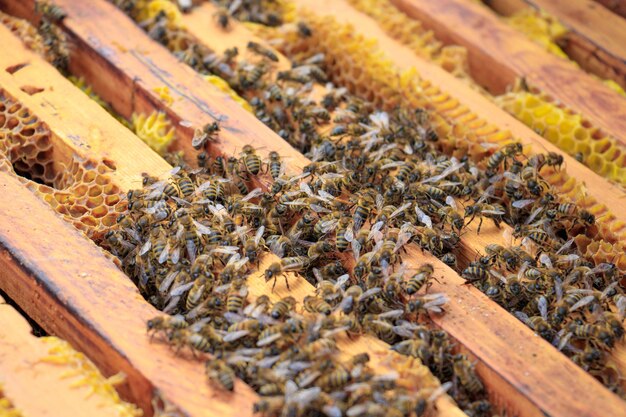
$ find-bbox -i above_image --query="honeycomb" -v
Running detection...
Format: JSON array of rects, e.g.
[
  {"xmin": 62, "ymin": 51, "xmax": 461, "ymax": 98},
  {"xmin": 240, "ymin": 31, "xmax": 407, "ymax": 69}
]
[
  {"xmin": 131, "ymin": 111, "xmax": 175, "ymax": 155},
  {"xmin": 503, "ymin": 8, "xmax": 569, "ymax": 59},
  {"xmin": 255, "ymin": 13, "xmax": 626, "ymax": 272},
  {"xmin": 0, "ymin": 88, "xmax": 124, "ymax": 239},
  {"xmin": 497, "ymin": 90, "xmax": 626, "ymax": 186},
  {"xmin": 38, "ymin": 337, "xmax": 142, "ymax": 417},
  {"xmin": 204, "ymin": 75, "xmax": 253, "ymax": 113},
  {"xmin": 346, "ymin": 0, "xmax": 470, "ymax": 79}
]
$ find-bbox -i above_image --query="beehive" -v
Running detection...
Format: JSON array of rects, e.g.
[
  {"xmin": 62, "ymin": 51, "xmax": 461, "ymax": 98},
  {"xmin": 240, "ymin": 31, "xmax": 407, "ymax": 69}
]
[{"xmin": 0, "ymin": 1, "xmax": 624, "ymax": 417}]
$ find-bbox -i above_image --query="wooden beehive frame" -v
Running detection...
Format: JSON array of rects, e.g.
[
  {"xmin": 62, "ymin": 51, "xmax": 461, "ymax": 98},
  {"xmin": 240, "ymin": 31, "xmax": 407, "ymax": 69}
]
[{"xmin": 0, "ymin": 1, "xmax": 624, "ymax": 417}]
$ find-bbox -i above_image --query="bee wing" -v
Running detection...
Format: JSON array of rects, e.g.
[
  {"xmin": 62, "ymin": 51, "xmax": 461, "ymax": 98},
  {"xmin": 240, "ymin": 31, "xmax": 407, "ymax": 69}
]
[
  {"xmin": 192, "ymin": 220, "xmax": 213, "ymax": 235},
  {"xmin": 525, "ymin": 207, "xmax": 543, "ymax": 225},
  {"xmin": 169, "ymin": 281, "xmax": 195, "ymax": 297},
  {"xmin": 214, "ymin": 283, "xmax": 232, "ymax": 293},
  {"xmin": 257, "ymin": 355, "xmax": 280, "ymax": 368},
  {"xmin": 601, "ymin": 281, "xmax": 619, "ymax": 299},
  {"xmin": 316, "ymin": 219, "xmax": 339, "ymax": 234},
  {"xmin": 481, "ymin": 209, "xmax": 506, "ymax": 215},
  {"xmin": 223, "ymin": 330, "xmax": 251, "ymax": 343},
  {"xmin": 569, "ymin": 295, "xmax": 596, "ymax": 312},
  {"xmin": 380, "ymin": 161, "xmax": 406, "ymax": 170},
  {"xmin": 538, "ymin": 253, "xmax": 553, "ymax": 269},
  {"xmin": 344, "ymin": 228, "xmax": 354, "ymax": 243},
  {"xmin": 334, "ymin": 274, "xmax": 350, "ymax": 290},
  {"xmin": 310, "ymin": 204, "xmax": 331, "ymax": 213},
  {"xmin": 554, "ymin": 276, "xmax": 563, "ymax": 301},
  {"xmin": 317, "ymin": 190, "xmax": 335, "ymax": 202},
  {"xmin": 489, "ymin": 269, "xmax": 507, "ymax": 284},
  {"xmin": 423, "ymin": 161, "xmax": 464, "ymax": 183},
  {"xmin": 394, "ymin": 232, "xmax": 412, "ymax": 253},
  {"xmin": 351, "ymin": 239, "xmax": 361, "ymax": 261},
  {"xmin": 358, "ymin": 287, "xmax": 381, "ymax": 301},
  {"xmin": 423, "ymin": 294, "xmax": 448, "ymax": 310},
  {"xmin": 557, "ymin": 331, "xmax": 574, "ymax": 351},
  {"xmin": 257, "ymin": 332, "xmax": 282, "ymax": 347},
  {"xmin": 223, "ymin": 311, "xmax": 244, "ymax": 323},
  {"xmin": 445, "ymin": 196, "xmax": 457, "ymax": 210},
  {"xmin": 186, "ymin": 240, "xmax": 197, "ymax": 263},
  {"xmin": 616, "ymin": 296, "xmax": 626, "ymax": 320},
  {"xmin": 254, "ymin": 226, "xmax": 265, "ymax": 245},
  {"xmin": 556, "ymin": 237, "xmax": 575, "ymax": 255},
  {"xmin": 158, "ymin": 241, "xmax": 170, "ymax": 264},
  {"xmin": 513, "ymin": 311, "xmax": 531, "ymax": 326},
  {"xmin": 158, "ymin": 269, "xmax": 179, "ymax": 294},
  {"xmin": 288, "ymin": 386, "xmax": 321, "ymax": 406},
  {"xmin": 415, "ymin": 205, "xmax": 432, "ymax": 228},
  {"xmin": 234, "ymin": 257, "xmax": 249, "ymax": 270},
  {"xmin": 512, "ymin": 199, "xmax": 535, "ymax": 209},
  {"xmin": 391, "ymin": 202, "xmax": 412, "ymax": 219},
  {"xmin": 171, "ymin": 196, "xmax": 191, "ymax": 206},
  {"xmin": 378, "ymin": 309, "xmax": 404, "ymax": 319},
  {"xmin": 428, "ymin": 381, "xmax": 453, "ymax": 402},
  {"xmin": 375, "ymin": 194, "xmax": 384, "ymax": 211},
  {"xmin": 312, "ymin": 268, "xmax": 323, "ymax": 284},
  {"xmin": 139, "ymin": 240, "xmax": 152, "ymax": 256},
  {"xmin": 269, "ymin": 240, "xmax": 285, "ymax": 258},
  {"xmin": 212, "ymin": 246, "xmax": 241, "ymax": 255},
  {"xmin": 300, "ymin": 182, "xmax": 315, "ymax": 196},
  {"xmin": 538, "ymin": 296, "xmax": 548, "ymax": 320},
  {"xmin": 347, "ymin": 404, "xmax": 369, "ymax": 417},
  {"xmin": 170, "ymin": 246, "xmax": 181, "ymax": 265},
  {"xmin": 191, "ymin": 129, "xmax": 208, "ymax": 148},
  {"xmin": 297, "ymin": 371, "xmax": 321, "ymax": 388},
  {"xmin": 242, "ymin": 187, "xmax": 263, "ymax": 202}
]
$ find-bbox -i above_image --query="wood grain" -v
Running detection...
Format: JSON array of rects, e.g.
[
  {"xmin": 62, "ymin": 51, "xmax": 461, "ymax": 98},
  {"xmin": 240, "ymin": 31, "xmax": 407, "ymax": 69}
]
[
  {"xmin": 593, "ymin": 0, "xmax": 626, "ymax": 18},
  {"xmin": 391, "ymin": 0, "xmax": 626, "ymax": 147}
]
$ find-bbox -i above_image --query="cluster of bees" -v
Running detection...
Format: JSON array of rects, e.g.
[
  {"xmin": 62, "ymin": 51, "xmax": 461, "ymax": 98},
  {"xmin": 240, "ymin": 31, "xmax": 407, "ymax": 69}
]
[
  {"xmin": 108, "ymin": 139, "xmax": 492, "ymax": 415},
  {"xmin": 102, "ymin": 0, "xmax": 624, "ymax": 412}
]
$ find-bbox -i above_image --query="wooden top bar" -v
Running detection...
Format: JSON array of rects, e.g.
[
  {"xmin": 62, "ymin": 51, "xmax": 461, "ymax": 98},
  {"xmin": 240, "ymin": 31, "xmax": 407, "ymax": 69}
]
[{"xmin": 391, "ymin": 0, "xmax": 626, "ymax": 147}]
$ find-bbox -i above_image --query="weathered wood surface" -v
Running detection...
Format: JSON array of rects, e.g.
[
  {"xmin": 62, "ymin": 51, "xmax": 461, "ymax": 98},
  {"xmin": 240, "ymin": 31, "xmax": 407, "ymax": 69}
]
[
  {"xmin": 391, "ymin": 0, "xmax": 626, "ymax": 147},
  {"xmin": 489, "ymin": 0, "xmax": 626, "ymax": 89},
  {"xmin": 0, "ymin": 295, "xmax": 138, "ymax": 417}
]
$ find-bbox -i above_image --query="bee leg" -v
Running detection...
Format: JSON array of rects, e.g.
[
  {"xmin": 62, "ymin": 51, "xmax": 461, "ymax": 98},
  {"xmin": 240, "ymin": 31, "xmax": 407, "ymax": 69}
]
[
  {"xmin": 477, "ymin": 217, "xmax": 483, "ymax": 234},
  {"xmin": 271, "ymin": 277, "xmax": 277, "ymax": 292},
  {"xmin": 284, "ymin": 275, "xmax": 291, "ymax": 291}
]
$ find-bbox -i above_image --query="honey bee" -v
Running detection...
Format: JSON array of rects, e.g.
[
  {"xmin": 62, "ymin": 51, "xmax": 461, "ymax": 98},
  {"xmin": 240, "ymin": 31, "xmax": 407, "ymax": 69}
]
[
  {"xmin": 271, "ymin": 296, "xmax": 297, "ymax": 319},
  {"xmin": 464, "ymin": 203, "xmax": 505, "ymax": 233},
  {"xmin": 36, "ymin": 0, "xmax": 66, "ymax": 22},
  {"xmin": 147, "ymin": 314, "xmax": 188, "ymax": 337},
  {"xmin": 243, "ymin": 226, "xmax": 265, "ymax": 265},
  {"xmin": 486, "ymin": 142, "xmax": 523, "ymax": 172},
  {"xmin": 303, "ymin": 295, "xmax": 332, "ymax": 316},
  {"xmin": 192, "ymin": 121, "xmax": 220, "ymax": 149},
  {"xmin": 206, "ymin": 359, "xmax": 235, "ymax": 391},
  {"xmin": 452, "ymin": 354, "xmax": 483, "ymax": 394},
  {"xmin": 484, "ymin": 244, "xmax": 519, "ymax": 271},
  {"xmin": 405, "ymin": 264, "xmax": 434, "ymax": 295},
  {"xmin": 240, "ymin": 145, "xmax": 262, "ymax": 175},
  {"xmin": 264, "ymin": 256, "xmax": 309, "ymax": 290},
  {"xmin": 247, "ymin": 41, "xmax": 279, "ymax": 62}
]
